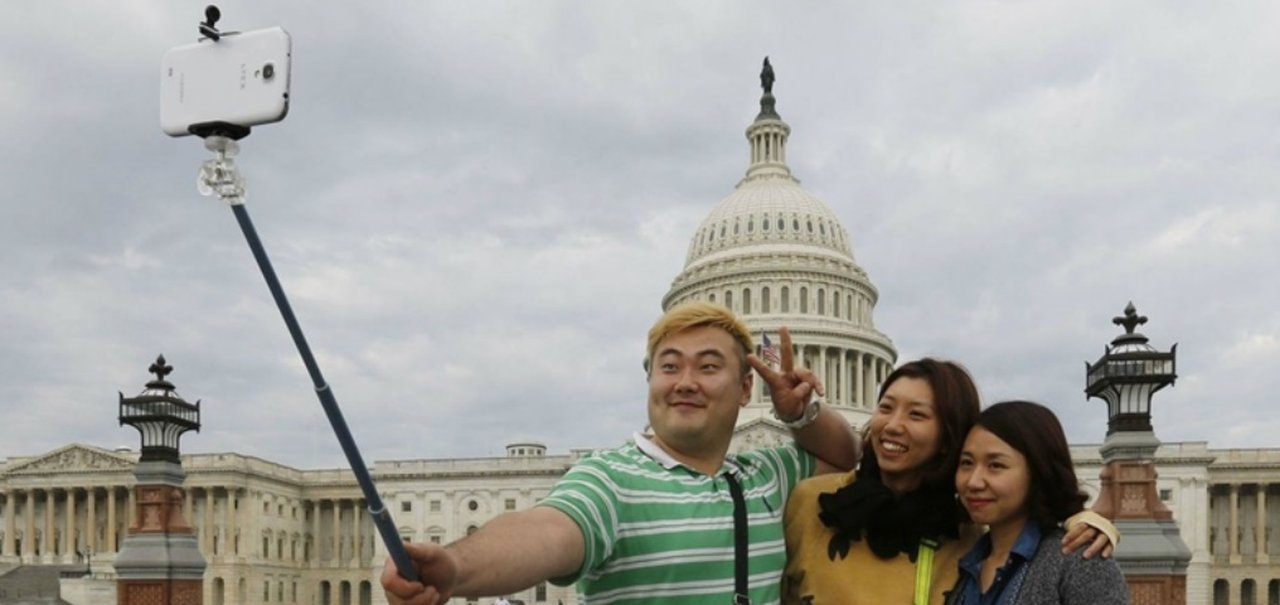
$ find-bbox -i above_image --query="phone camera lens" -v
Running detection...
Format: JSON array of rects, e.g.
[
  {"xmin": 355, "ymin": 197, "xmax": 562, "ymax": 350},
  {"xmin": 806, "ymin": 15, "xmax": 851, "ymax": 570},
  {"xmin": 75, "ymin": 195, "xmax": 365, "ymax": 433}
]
[{"xmin": 262, "ymin": 63, "xmax": 275, "ymax": 80}]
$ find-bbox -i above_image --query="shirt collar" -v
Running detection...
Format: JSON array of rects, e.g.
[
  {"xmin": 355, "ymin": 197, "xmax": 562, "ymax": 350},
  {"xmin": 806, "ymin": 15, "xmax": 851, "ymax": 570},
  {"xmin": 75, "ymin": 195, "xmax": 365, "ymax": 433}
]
[
  {"xmin": 1009, "ymin": 521, "xmax": 1042, "ymax": 560},
  {"xmin": 958, "ymin": 521, "xmax": 1043, "ymax": 576},
  {"xmin": 632, "ymin": 432, "xmax": 740, "ymax": 476}
]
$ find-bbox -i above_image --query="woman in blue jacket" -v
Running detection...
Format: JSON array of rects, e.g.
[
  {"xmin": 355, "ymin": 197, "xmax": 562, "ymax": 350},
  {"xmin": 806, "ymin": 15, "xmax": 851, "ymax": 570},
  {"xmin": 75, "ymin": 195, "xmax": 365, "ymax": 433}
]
[{"xmin": 948, "ymin": 400, "xmax": 1129, "ymax": 604}]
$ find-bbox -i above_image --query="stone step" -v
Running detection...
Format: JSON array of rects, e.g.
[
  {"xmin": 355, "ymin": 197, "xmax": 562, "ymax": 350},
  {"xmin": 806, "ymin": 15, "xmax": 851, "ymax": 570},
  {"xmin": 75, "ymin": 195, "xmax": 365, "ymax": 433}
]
[{"xmin": 0, "ymin": 565, "xmax": 78, "ymax": 604}]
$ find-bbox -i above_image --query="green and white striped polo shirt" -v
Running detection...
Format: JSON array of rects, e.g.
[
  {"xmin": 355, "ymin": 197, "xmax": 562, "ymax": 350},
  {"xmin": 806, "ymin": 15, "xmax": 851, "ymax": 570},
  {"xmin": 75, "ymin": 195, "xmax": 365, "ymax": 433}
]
[{"xmin": 538, "ymin": 433, "xmax": 816, "ymax": 605}]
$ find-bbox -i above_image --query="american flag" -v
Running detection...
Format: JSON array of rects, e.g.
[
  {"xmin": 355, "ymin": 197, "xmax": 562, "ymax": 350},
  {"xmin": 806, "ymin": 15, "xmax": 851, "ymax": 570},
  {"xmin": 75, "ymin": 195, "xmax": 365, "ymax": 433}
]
[{"xmin": 761, "ymin": 333, "xmax": 782, "ymax": 366}]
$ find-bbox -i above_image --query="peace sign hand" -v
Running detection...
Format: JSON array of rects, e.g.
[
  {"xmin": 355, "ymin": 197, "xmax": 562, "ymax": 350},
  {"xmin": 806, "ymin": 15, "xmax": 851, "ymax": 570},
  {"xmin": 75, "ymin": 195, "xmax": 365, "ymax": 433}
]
[{"xmin": 747, "ymin": 326, "xmax": 825, "ymax": 421}]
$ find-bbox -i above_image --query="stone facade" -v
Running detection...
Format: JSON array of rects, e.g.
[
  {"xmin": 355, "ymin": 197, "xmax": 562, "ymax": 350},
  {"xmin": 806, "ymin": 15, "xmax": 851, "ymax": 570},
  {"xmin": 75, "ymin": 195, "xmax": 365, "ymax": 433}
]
[
  {"xmin": 0, "ymin": 442, "xmax": 582, "ymax": 605},
  {"xmin": 4, "ymin": 440, "xmax": 1280, "ymax": 604}
]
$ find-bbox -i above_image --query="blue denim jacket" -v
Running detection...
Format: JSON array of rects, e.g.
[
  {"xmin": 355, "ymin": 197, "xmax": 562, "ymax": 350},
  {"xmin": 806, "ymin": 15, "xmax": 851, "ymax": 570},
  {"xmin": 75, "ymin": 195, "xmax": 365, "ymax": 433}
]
[{"xmin": 950, "ymin": 522, "xmax": 1042, "ymax": 605}]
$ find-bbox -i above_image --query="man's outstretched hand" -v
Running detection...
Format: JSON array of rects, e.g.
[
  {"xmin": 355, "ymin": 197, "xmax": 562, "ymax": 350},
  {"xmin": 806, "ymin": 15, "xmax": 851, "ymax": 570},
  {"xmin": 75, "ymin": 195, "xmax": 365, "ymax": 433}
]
[{"xmin": 382, "ymin": 543, "xmax": 458, "ymax": 605}]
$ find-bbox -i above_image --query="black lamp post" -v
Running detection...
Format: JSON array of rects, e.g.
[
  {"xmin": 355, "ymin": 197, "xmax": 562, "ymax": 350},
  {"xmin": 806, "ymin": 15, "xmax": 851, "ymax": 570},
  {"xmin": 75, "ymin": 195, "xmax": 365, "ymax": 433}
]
[
  {"xmin": 1086, "ymin": 302, "xmax": 1177, "ymax": 436},
  {"xmin": 118, "ymin": 355, "xmax": 201, "ymax": 462},
  {"xmin": 114, "ymin": 355, "xmax": 206, "ymax": 604},
  {"xmin": 1084, "ymin": 303, "xmax": 1190, "ymax": 603}
]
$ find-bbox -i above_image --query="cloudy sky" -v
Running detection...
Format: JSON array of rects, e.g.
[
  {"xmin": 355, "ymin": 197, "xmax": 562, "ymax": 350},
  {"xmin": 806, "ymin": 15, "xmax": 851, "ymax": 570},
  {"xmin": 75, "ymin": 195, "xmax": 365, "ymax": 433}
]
[{"xmin": 2, "ymin": 2, "xmax": 1277, "ymax": 470}]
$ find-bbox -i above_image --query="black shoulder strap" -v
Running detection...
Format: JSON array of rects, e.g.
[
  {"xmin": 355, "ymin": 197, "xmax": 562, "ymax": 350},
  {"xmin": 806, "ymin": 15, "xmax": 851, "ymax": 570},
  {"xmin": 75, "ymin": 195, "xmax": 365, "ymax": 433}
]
[{"xmin": 725, "ymin": 472, "xmax": 751, "ymax": 605}]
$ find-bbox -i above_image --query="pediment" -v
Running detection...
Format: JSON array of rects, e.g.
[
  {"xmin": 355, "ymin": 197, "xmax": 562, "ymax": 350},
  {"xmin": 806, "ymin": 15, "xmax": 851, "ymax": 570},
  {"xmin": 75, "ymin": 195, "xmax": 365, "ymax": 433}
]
[
  {"xmin": 5, "ymin": 443, "xmax": 137, "ymax": 474},
  {"xmin": 729, "ymin": 418, "xmax": 792, "ymax": 454}
]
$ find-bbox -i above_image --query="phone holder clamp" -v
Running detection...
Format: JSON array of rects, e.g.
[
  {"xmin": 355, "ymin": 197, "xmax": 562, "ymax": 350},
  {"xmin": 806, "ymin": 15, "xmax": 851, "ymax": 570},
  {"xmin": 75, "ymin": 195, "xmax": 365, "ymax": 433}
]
[{"xmin": 197, "ymin": 136, "xmax": 246, "ymax": 205}]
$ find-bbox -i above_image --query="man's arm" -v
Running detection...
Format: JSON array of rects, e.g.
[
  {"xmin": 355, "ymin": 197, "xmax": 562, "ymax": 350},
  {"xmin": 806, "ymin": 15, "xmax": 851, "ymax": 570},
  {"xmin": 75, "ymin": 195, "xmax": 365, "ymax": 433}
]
[
  {"xmin": 382, "ymin": 506, "xmax": 584, "ymax": 605},
  {"xmin": 748, "ymin": 326, "xmax": 860, "ymax": 474}
]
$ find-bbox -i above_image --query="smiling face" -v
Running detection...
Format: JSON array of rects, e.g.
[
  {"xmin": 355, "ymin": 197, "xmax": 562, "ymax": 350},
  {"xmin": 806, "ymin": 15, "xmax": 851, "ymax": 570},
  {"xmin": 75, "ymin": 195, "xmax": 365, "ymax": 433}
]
[
  {"xmin": 647, "ymin": 325, "xmax": 752, "ymax": 472},
  {"xmin": 956, "ymin": 426, "xmax": 1032, "ymax": 531},
  {"xmin": 869, "ymin": 376, "xmax": 942, "ymax": 494}
]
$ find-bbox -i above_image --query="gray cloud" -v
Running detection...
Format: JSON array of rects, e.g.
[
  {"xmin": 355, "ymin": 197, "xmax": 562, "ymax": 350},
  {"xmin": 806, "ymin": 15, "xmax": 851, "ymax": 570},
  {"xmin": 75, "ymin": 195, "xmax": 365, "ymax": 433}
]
[{"xmin": 3, "ymin": 2, "xmax": 1278, "ymax": 469}]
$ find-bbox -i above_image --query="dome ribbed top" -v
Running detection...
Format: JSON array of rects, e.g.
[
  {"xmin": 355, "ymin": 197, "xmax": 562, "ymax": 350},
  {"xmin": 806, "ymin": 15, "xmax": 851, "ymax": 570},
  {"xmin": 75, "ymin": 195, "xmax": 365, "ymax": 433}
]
[{"xmin": 684, "ymin": 179, "xmax": 853, "ymax": 266}]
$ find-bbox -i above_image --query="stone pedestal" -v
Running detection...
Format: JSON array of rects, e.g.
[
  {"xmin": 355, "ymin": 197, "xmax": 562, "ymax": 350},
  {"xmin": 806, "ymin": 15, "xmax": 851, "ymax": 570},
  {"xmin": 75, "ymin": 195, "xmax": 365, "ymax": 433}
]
[
  {"xmin": 1094, "ymin": 432, "xmax": 1191, "ymax": 604},
  {"xmin": 114, "ymin": 460, "xmax": 205, "ymax": 605}
]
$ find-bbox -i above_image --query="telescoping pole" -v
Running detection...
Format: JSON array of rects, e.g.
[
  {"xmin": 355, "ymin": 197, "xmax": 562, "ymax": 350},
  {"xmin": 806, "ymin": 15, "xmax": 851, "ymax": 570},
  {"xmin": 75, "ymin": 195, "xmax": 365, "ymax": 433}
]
[{"xmin": 228, "ymin": 202, "xmax": 420, "ymax": 582}]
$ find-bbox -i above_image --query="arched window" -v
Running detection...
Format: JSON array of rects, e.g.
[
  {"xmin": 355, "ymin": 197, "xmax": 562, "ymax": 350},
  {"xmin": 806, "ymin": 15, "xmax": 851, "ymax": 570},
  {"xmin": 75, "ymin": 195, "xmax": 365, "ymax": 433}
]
[
  {"xmin": 846, "ymin": 294, "xmax": 853, "ymax": 320},
  {"xmin": 709, "ymin": 292, "xmax": 716, "ymax": 303},
  {"xmin": 1213, "ymin": 579, "xmax": 1227, "ymax": 605},
  {"xmin": 762, "ymin": 215, "xmax": 770, "ymax": 231},
  {"xmin": 733, "ymin": 220, "xmax": 739, "ymax": 235},
  {"xmin": 800, "ymin": 287, "xmax": 808, "ymax": 314},
  {"xmin": 778, "ymin": 218, "xmax": 785, "ymax": 231},
  {"xmin": 761, "ymin": 287, "xmax": 771, "ymax": 313},
  {"xmin": 742, "ymin": 288, "xmax": 751, "ymax": 314},
  {"xmin": 793, "ymin": 219, "xmax": 800, "ymax": 231},
  {"xmin": 1243, "ymin": 579, "xmax": 1256, "ymax": 605},
  {"xmin": 725, "ymin": 290, "xmax": 733, "ymax": 311},
  {"xmin": 807, "ymin": 220, "xmax": 814, "ymax": 233},
  {"xmin": 780, "ymin": 287, "xmax": 790, "ymax": 313},
  {"xmin": 820, "ymin": 222, "xmax": 826, "ymax": 236},
  {"xmin": 747, "ymin": 217, "xmax": 754, "ymax": 233},
  {"xmin": 833, "ymin": 291, "xmax": 840, "ymax": 318},
  {"xmin": 817, "ymin": 289, "xmax": 825, "ymax": 315}
]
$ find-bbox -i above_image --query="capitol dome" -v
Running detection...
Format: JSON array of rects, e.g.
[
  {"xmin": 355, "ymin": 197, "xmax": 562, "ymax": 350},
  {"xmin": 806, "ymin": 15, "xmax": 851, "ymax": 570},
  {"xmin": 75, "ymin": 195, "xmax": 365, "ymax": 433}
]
[{"xmin": 663, "ymin": 60, "xmax": 896, "ymax": 434}]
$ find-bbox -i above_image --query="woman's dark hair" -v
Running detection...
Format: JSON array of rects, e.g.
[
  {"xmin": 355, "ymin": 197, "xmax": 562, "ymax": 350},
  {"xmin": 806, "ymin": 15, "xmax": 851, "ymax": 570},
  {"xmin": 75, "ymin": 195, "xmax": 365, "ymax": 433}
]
[
  {"xmin": 973, "ymin": 400, "xmax": 1088, "ymax": 527},
  {"xmin": 818, "ymin": 358, "xmax": 982, "ymax": 560}
]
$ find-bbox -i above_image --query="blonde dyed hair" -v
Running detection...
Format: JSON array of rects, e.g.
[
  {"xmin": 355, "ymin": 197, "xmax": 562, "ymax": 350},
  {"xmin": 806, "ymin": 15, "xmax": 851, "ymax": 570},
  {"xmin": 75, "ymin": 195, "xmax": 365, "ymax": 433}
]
[{"xmin": 645, "ymin": 301, "xmax": 754, "ymax": 375}]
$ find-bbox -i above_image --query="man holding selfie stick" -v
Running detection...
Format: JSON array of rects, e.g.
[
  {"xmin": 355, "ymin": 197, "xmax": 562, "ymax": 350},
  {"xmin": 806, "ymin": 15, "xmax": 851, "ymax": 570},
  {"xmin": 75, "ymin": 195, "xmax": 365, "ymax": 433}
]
[{"xmin": 381, "ymin": 302, "xmax": 860, "ymax": 605}]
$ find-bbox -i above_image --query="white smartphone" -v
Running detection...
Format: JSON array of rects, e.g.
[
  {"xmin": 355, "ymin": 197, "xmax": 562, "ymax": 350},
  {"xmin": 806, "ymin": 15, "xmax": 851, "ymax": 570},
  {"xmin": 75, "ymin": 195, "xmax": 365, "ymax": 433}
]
[{"xmin": 160, "ymin": 26, "xmax": 292, "ymax": 137}]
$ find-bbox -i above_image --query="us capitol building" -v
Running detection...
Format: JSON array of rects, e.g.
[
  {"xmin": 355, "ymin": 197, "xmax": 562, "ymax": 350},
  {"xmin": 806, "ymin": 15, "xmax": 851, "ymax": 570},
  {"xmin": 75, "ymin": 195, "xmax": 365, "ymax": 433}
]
[{"xmin": 2, "ymin": 72, "xmax": 1277, "ymax": 605}]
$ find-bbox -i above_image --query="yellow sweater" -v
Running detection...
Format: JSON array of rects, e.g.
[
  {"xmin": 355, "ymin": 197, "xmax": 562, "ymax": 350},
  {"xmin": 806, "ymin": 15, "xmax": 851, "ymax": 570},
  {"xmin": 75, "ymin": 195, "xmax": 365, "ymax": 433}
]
[
  {"xmin": 782, "ymin": 471, "xmax": 979, "ymax": 605},
  {"xmin": 781, "ymin": 472, "xmax": 1117, "ymax": 605}
]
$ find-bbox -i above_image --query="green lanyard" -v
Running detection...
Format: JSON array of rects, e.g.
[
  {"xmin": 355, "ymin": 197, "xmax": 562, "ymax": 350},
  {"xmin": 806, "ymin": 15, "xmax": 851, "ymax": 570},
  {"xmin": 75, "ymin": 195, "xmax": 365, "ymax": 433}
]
[{"xmin": 913, "ymin": 538, "xmax": 939, "ymax": 605}]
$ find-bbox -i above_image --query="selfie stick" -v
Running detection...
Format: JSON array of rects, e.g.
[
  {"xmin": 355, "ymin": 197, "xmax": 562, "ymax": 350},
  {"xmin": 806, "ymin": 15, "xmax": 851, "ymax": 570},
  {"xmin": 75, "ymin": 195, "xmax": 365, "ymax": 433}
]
[{"xmin": 194, "ymin": 133, "xmax": 419, "ymax": 583}]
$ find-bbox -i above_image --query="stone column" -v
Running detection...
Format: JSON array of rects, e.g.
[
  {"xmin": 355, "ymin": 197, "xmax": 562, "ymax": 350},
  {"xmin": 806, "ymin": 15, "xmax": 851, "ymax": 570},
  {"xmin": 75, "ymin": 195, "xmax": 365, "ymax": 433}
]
[
  {"xmin": 855, "ymin": 352, "xmax": 865, "ymax": 408},
  {"xmin": 223, "ymin": 488, "xmax": 234, "ymax": 557},
  {"xmin": 1257, "ymin": 485, "xmax": 1268, "ymax": 561},
  {"xmin": 64, "ymin": 488, "xmax": 76, "ymax": 558},
  {"xmin": 198, "ymin": 489, "xmax": 210, "ymax": 554},
  {"xmin": 86, "ymin": 488, "xmax": 97, "ymax": 554},
  {"xmin": 107, "ymin": 488, "xmax": 117, "ymax": 553},
  {"xmin": 311, "ymin": 500, "xmax": 320, "ymax": 564},
  {"xmin": 24, "ymin": 490, "xmax": 35, "ymax": 557},
  {"xmin": 837, "ymin": 351, "xmax": 847, "ymax": 406},
  {"xmin": 332, "ymin": 499, "xmax": 343, "ymax": 565},
  {"xmin": 1230, "ymin": 484, "xmax": 1241, "ymax": 563},
  {"xmin": 352, "ymin": 500, "xmax": 362, "ymax": 565},
  {"xmin": 3, "ymin": 490, "xmax": 15, "ymax": 556},
  {"xmin": 44, "ymin": 490, "xmax": 54, "ymax": 558},
  {"xmin": 818, "ymin": 347, "xmax": 827, "ymax": 397}
]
